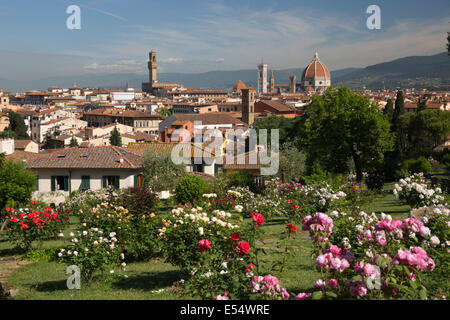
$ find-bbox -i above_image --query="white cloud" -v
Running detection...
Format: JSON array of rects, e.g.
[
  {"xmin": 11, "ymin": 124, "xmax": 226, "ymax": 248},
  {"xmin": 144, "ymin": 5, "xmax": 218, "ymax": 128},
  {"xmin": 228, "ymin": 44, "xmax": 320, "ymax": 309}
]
[
  {"xmin": 83, "ymin": 60, "xmax": 146, "ymax": 74},
  {"xmin": 160, "ymin": 57, "xmax": 184, "ymax": 64}
]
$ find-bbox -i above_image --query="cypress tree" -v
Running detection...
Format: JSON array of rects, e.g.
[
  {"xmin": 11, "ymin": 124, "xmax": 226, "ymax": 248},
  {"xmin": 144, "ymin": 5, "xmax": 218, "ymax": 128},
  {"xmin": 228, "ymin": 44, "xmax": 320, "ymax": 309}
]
[
  {"xmin": 417, "ymin": 97, "xmax": 427, "ymax": 112},
  {"xmin": 69, "ymin": 136, "xmax": 79, "ymax": 147},
  {"xmin": 383, "ymin": 98, "xmax": 394, "ymax": 123},
  {"xmin": 109, "ymin": 126, "xmax": 122, "ymax": 146}
]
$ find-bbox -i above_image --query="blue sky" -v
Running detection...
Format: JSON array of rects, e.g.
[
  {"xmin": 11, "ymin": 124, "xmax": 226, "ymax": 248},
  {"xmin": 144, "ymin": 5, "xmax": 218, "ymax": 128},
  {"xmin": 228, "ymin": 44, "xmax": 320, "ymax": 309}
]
[{"xmin": 0, "ymin": 0, "xmax": 448, "ymax": 80}]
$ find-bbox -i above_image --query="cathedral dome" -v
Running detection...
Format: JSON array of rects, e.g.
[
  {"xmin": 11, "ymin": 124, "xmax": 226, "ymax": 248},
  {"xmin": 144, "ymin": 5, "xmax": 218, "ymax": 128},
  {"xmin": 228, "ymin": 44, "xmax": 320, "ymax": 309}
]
[
  {"xmin": 233, "ymin": 80, "xmax": 247, "ymax": 91},
  {"xmin": 301, "ymin": 51, "xmax": 330, "ymax": 81}
]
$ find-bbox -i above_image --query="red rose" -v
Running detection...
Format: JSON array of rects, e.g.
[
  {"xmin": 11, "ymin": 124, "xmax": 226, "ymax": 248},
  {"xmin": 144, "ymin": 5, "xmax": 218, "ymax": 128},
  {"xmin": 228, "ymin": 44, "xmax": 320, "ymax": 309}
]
[
  {"xmin": 197, "ymin": 239, "xmax": 212, "ymax": 252},
  {"xmin": 31, "ymin": 200, "xmax": 37, "ymax": 205},
  {"xmin": 250, "ymin": 212, "xmax": 264, "ymax": 227},
  {"xmin": 248, "ymin": 262, "xmax": 254, "ymax": 269},
  {"xmin": 10, "ymin": 216, "xmax": 18, "ymax": 223},
  {"xmin": 246, "ymin": 268, "xmax": 251, "ymax": 273},
  {"xmin": 5, "ymin": 208, "xmax": 13, "ymax": 212},
  {"xmin": 230, "ymin": 233, "xmax": 240, "ymax": 241},
  {"xmin": 287, "ymin": 222, "xmax": 297, "ymax": 234},
  {"xmin": 236, "ymin": 241, "xmax": 250, "ymax": 255}
]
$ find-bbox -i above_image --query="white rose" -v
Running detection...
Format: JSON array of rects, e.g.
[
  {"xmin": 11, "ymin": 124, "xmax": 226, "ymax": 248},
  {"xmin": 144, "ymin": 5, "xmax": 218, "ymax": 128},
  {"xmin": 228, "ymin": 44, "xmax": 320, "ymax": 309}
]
[{"xmin": 430, "ymin": 236, "xmax": 440, "ymax": 246}]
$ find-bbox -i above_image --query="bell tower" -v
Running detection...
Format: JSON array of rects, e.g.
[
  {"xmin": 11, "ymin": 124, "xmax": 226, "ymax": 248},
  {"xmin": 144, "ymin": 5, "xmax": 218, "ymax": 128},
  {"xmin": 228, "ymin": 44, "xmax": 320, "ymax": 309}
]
[
  {"xmin": 148, "ymin": 50, "xmax": 157, "ymax": 85},
  {"xmin": 241, "ymin": 87, "xmax": 255, "ymax": 126}
]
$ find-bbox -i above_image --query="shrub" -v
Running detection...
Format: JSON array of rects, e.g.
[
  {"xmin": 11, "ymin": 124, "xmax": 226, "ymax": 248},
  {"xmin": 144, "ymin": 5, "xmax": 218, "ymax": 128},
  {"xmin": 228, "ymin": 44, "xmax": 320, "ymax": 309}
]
[
  {"xmin": 4, "ymin": 203, "xmax": 71, "ymax": 251},
  {"xmin": 365, "ymin": 172, "xmax": 385, "ymax": 192},
  {"xmin": 441, "ymin": 153, "xmax": 450, "ymax": 170},
  {"xmin": 402, "ymin": 157, "xmax": 432, "ymax": 174},
  {"xmin": 58, "ymin": 227, "xmax": 126, "ymax": 283},
  {"xmin": 393, "ymin": 173, "xmax": 446, "ymax": 209},
  {"xmin": 0, "ymin": 159, "xmax": 36, "ymax": 216},
  {"xmin": 226, "ymin": 170, "xmax": 261, "ymax": 193},
  {"xmin": 175, "ymin": 174, "xmax": 208, "ymax": 204},
  {"xmin": 79, "ymin": 201, "xmax": 161, "ymax": 261},
  {"xmin": 22, "ymin": 247, "xmax": 62, "ymax": 262},
  {"xmin": 116, "ymin": 187, "xmax": 157, "ymax": 217}
]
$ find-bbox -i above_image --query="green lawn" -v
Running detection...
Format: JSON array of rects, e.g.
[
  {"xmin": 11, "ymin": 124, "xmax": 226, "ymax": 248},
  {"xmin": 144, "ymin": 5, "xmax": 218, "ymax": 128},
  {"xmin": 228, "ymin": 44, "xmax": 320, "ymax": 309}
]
[{"xmin": 1, "ymin": 190, "xmax": 418, "ymax": 300}]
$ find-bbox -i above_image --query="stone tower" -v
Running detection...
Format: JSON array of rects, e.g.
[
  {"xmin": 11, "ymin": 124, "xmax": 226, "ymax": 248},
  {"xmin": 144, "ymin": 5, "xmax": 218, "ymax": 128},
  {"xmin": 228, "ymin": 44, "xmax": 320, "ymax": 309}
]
[
  {"xmin": 289, "ymin": 75, "xmax": 296, "ymax": 94},
  {"xmin": 257, "ymin": 62, "xmax": 268, "ymax": 94},
  {"xmin": 269, "ymin": 70, "xmax": 275, "ymax": 93},
  {"xmin": 148, "ymin": 50, "xmax": 157, "ymax": 85},
  {"xmin": 241, "ymin": 87, "xmax": 255, "ymax": 126}
]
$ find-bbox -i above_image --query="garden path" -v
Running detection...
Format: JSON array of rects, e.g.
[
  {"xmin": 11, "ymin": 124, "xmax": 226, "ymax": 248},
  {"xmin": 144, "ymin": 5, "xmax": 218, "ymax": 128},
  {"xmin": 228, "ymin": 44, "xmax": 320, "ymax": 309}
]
[{"xmin": 0, "ymin": 258, "xmax": 34, "ymax": 298}]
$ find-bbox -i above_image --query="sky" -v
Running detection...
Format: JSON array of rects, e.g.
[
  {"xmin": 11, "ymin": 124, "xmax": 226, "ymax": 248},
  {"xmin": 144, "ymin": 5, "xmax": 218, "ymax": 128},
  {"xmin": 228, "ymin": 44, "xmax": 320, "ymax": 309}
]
[{"xmin": 0, "ymin": 0, "xmax": 449, "ymax": 80}]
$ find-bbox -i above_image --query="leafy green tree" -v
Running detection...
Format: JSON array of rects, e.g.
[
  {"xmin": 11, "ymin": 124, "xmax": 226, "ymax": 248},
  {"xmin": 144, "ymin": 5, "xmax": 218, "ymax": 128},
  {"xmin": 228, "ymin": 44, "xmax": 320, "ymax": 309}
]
[
  {"xmin": 0, "ymin": 158, "xmax": 36, "ymax": 215},
  {"xmin": 7, "ymin": 112, "xmax": 29, "ymax": 139},
  {"xmin": 142, "ymin": 148, "xmax": 186, "ymax": 192},
  {"xmin": 69, "ymin": 136, "xmax": 79, "ymax": 147},
  {"xmin": 0, "ymin": 129, "xmax": 18, "ymax": 139},
  {"xmin": 253, "ymin": 115, "xmax": 300, "ymax": 146},
  {"xmin": 109, "ymin": 126, "xmax": 122, "ymax": 146},
  {"xmin": 401, "ymin": 110, "xmax": 450, "ymax": 158},
  {"xmin": 383, "ymin": 98, "xmax": 394, "ymax": 123},
  {"xmin": 299, "ymin": 86, "xmax": 394, "ymax": 182},
  {"xmin": 175, "ymin": 174, "xmax": 208, "ymax": 204}
]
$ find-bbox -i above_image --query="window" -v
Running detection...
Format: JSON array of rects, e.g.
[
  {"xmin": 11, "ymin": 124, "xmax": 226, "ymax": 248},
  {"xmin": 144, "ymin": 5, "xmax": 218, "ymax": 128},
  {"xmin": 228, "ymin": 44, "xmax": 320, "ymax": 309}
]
[
  {"xmin": 193, "ymin": 164, "xmax": 203, "ymax": 173},
  {"xmin": 51, "ymin": 176, "xmax": 69, "ymax": 191},
  {"xmin": 134, "ymin": 174, "xmax": 143, "ymax": 188},
  {"xmin": 102, "ymin": 176, "xmax": 120, "ymax": 189},
  {"xmin": 80, "ymin": 176, "xmax": 90, "ymax": 191}
]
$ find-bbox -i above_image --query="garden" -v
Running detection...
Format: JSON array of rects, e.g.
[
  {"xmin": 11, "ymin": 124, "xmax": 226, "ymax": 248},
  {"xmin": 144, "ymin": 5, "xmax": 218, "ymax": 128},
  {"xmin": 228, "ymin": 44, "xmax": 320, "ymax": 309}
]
[
  {"xmin": 0, "ymin": 87, "xmax": 449, "ymax": 301},
  {"xmin": 0, "ymin": 169, "xmax": 448, "ymax": 301}
]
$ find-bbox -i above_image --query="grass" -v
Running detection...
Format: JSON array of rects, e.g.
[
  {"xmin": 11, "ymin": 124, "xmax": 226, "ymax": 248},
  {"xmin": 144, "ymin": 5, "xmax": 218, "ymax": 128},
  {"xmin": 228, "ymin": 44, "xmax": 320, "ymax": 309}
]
[{"xmin": 0, "ymin": 188, "xmax": 430, "ymax": 300}]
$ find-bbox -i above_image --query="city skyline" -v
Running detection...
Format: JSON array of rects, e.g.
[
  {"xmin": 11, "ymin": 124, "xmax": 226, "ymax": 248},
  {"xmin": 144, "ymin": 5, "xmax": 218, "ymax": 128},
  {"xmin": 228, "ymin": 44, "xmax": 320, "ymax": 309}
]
[{"xmin": 0, "ymin": 0, "xmax": 448, "ymax": 82}]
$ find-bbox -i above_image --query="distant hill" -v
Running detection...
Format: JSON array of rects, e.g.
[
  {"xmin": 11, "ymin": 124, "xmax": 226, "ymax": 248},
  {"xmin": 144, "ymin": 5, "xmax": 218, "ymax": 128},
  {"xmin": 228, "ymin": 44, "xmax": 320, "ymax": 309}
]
[
  {"xmin": 0, "ymin": 53, "xmax": 448, "ymax": 93},
  {"xmin": 332, "ymin": 52, "xmax": 450, "ymax": 90}
]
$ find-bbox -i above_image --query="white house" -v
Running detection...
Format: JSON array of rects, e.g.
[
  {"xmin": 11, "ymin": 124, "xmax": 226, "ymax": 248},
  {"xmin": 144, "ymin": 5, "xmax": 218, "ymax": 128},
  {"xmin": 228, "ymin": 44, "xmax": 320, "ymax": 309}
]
[{"xmin": 27, "ymin": 146, "xmax": 144, "ymax": 204}]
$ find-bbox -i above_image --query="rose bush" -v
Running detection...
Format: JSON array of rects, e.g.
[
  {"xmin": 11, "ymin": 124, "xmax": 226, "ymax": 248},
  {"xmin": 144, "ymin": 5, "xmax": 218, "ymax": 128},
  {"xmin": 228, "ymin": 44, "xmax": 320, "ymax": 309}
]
[
  {"xmin": 393, "ymin": 173, "xmax": 446, "ymax": 209},
  {"xmin": 58, "ymin": 227, "xmax": 126, "ymax": 283},
  {"xmin": 4, "ymin": 203, "xmax": 70, "ymax": 251}
]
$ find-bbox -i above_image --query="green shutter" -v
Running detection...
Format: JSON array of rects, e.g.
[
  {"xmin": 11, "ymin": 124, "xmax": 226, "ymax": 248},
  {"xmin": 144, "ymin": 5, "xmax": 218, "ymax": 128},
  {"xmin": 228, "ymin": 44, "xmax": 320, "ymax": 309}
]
[
  {"xmin": 51, "ymin": 176, "xmax": 56, "ymax": 191},
  {"xmin": 134, "ymin": 174, "xmax": 138, "ymax": 187},
  {"xmin": 214, "ymin": 164, "xmax": 219, "ymax": 175},
  {"xmin": 102, "ymin": 176, "xmax": 107, "ymax": 189},
  {"xmin": 81, "ymin": 176, "xmax": 90, "ymax": 190},
  {"xmin": 35, "ymin": 175, "xmax": 39, "ymax": 191},
  {"xmin": 114, "ymin": 176, "xmax": 120, "ymax": 190},
  {"xmin": 64, "ymin": 176, "xmax": 69, "ymax": 192}
]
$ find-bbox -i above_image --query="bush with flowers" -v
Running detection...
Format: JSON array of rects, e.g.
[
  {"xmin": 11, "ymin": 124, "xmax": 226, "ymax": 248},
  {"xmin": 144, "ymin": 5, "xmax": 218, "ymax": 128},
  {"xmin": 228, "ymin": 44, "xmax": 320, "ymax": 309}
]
[
  {"xmin": 78, "ymin": 200, "xmax": 161, "ymax": 261},
  {"xmin": 58, "ymin": 227, "xmax": 126, "ymax": 283},
  {"xmin": 300, "ymin": 209, "xmax": 447, "ymax": 299},
  {"xmin": 416, "ymin": 205, "xmax": 450, "ymax": 298},
  {"xmin": 4, "ymin": 202, "xmax": 70, "ymax": 251},
  {"xmin": 158, "ymin": 205, "xmax": 242, "ymax": 272},
  {"xmin": 393, "ymin": 173, "xmax": 446, "ymax": 209}
]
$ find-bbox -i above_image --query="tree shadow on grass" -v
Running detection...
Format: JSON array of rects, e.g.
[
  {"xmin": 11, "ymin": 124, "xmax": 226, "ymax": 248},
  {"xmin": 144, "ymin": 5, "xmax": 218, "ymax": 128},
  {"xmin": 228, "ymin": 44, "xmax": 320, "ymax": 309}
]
[
  {"xmin": 0, "ymin": 247, "xmax": 26, "ymax": 258},
  {"xmin": 111, "ymin": 270, "xmax": 185, "ymax": 291},
  {"xmin": 33, "ymin": 279, "xmax": 67, "ymax": 292}
]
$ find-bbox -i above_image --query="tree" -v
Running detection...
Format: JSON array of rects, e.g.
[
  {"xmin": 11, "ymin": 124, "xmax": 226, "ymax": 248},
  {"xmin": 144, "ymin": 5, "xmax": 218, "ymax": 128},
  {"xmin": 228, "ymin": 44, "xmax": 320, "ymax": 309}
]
[
  {"xmin": 277, "ymin": 141, "xmax": 306, "ymax": 182},
  {"xmin": 0, "ymin": 129, "xmax": 18, "ymax": 139},
  {"xmin": 109, "ymin": 126, "xmax": 122, "ymax": 146},
  {"xmin": 383, "ymin": 99, "xmax": 394, "ymax": 123},
  {"xmin": 392, "ymin": 90, "xmax": 405, "ymax": 130},
  {"xmin": 0, "ymin": 158, "xmax": 36, "ymax": 215},
  {"xmin": 142, "ymin": 148, "xmax": 186, "ymax": 192},
  {"xmin": 400, "ymin": 110, "xmax": 450, "ymax": 158},
  {"xmin": 7, "ymin": 112, "xmax": 29, "ymax": 139},
  {"xmin": 447, "ymin": 31, "xmax": 450, "ymax": 56},
  {"xmin": 159, "ymin": 107, "xmax": 173, "ymax": 117},
  {"xmin": 417, "ymin": 97, "xmax": 427, "ymax": 112},
  {"xmin": 299, "ymin": 86, "xmax": 394, "ymax": 182},
  {"xmin": 69, "ymin": 136, "xmax": 79, "ymax": 147}
]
